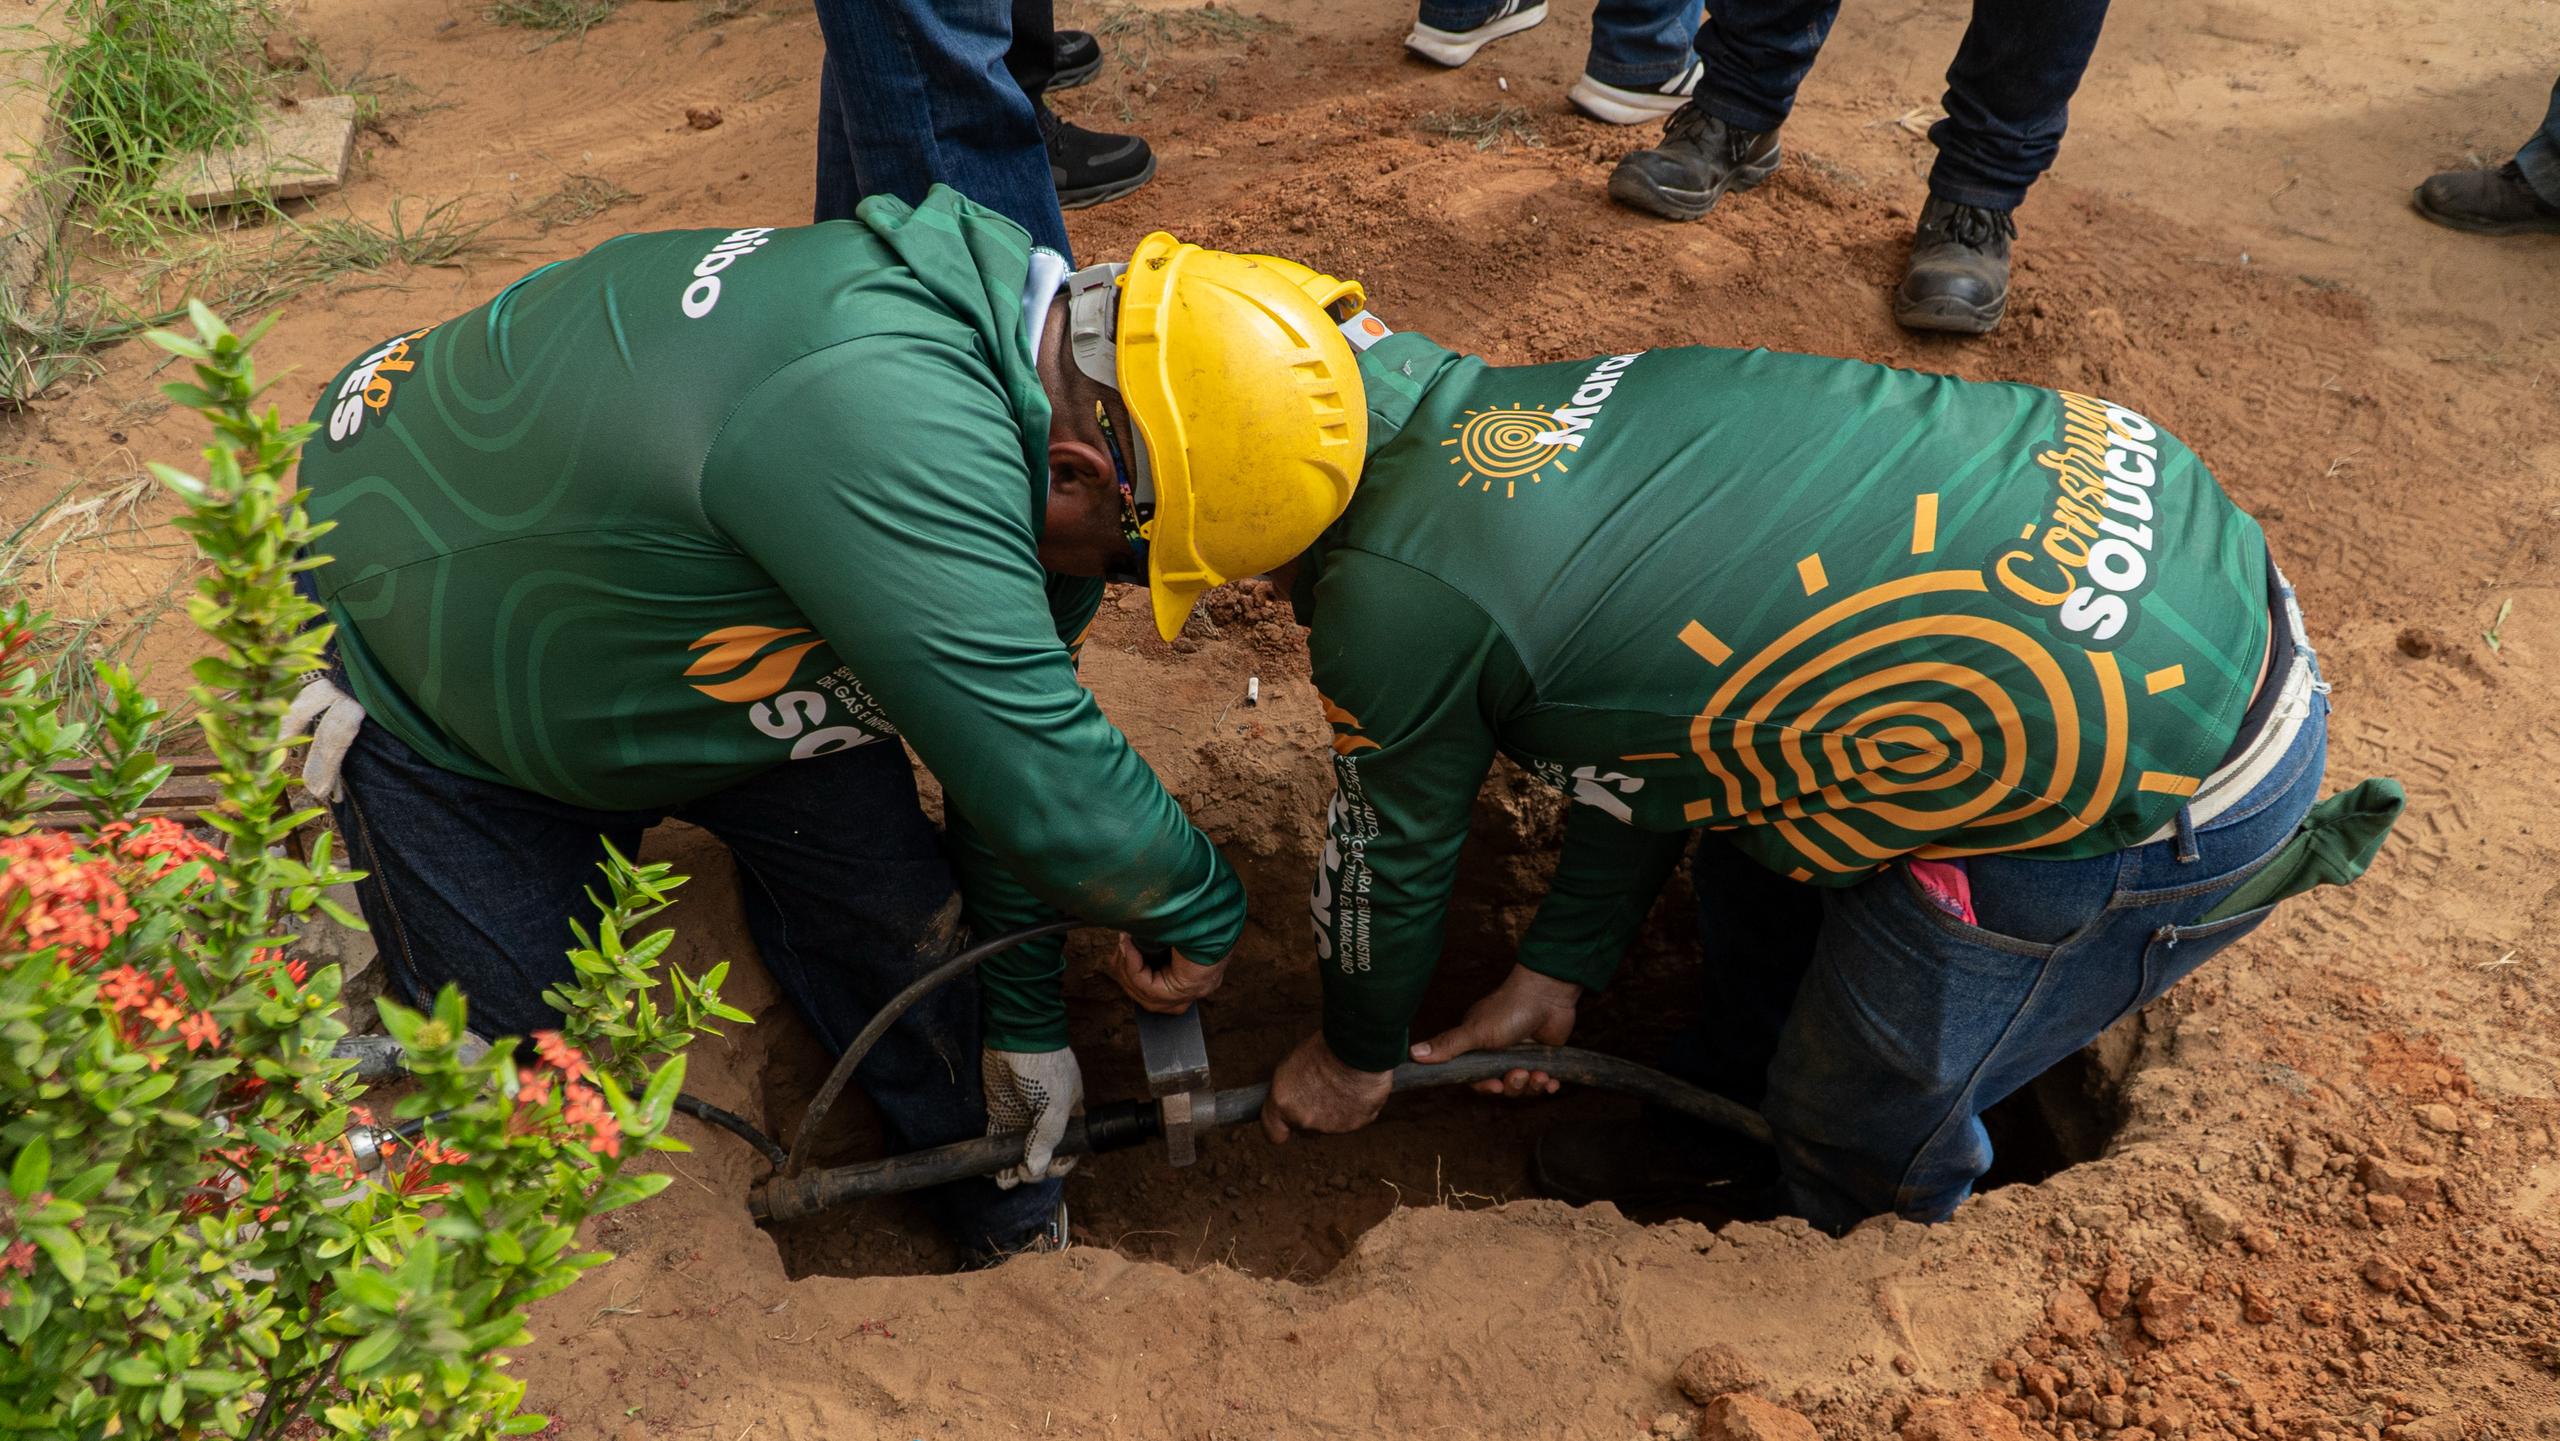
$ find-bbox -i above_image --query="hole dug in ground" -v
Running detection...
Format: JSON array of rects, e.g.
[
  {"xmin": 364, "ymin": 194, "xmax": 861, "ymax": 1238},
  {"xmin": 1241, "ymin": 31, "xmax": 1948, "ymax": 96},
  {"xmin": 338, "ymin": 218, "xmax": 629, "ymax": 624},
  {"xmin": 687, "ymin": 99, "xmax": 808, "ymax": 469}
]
[{"xmin": 755, "ymin": 971, "xmax": 2143, "ymax": 1283}]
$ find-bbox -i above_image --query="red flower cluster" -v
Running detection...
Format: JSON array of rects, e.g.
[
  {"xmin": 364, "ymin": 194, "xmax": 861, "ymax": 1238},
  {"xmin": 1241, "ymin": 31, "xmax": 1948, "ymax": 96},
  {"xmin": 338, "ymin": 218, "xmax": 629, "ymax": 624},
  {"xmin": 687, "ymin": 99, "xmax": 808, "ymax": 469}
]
[
  {"xmin": 389, "ymin": 1134, "xmax": 468, "ymax": 1199},
  {"xmin": 519, "ymin": 1033, "xmax": 621, "ymax": 1159},
  {"xmin": 97, "ymin": 818, "xmax": 222, "ymax": 882},
  {"xmin": 1, "ymin": 833, "xmax": 138, "ymax": 966},
  {"xmin": 93, "ymin": 963, "xmax": 220, "ymax": 1064}
]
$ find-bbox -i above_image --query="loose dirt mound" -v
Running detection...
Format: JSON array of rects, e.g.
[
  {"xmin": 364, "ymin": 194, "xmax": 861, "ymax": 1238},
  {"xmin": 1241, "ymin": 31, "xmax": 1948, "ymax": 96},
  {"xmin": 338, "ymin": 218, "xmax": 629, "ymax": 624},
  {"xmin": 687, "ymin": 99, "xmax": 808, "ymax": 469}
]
[{"xmin": 6, "ymin": 0, "xmax": 2556, "ymax": 1436}]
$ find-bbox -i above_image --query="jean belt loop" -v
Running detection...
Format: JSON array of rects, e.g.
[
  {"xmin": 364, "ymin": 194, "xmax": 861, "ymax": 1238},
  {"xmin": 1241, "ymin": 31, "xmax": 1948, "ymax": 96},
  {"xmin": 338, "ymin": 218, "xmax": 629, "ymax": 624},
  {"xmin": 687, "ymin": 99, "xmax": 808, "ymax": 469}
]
[{"xmin": 2174, "ymin": 805, "xmax": 2201, "ymax": 864}]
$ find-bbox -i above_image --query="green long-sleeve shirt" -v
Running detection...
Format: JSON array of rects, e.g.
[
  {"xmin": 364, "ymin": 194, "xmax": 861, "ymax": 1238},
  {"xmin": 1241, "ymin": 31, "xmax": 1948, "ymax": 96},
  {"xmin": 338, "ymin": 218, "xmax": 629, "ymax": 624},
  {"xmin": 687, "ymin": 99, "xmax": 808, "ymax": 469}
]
[
  {"xmin": 1302, "ymin": 333, "xmax": 2271, "ymax": 1070},
  {"xmin": 295, "ymin": 186, "xmax": 1243, "ymax": 1049}
]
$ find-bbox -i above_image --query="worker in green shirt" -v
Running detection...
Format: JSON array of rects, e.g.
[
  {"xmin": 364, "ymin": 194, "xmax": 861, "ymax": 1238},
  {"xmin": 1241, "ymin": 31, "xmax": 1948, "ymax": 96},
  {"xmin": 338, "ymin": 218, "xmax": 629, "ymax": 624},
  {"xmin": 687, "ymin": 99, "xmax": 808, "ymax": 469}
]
[
  {"xmin": 1249, "ymin": 321, "xmax": 2398, "ymax": 1231},
  {"xmin": 284, "ymin": 186, "xmax": 1370, "ymax": 1263}
]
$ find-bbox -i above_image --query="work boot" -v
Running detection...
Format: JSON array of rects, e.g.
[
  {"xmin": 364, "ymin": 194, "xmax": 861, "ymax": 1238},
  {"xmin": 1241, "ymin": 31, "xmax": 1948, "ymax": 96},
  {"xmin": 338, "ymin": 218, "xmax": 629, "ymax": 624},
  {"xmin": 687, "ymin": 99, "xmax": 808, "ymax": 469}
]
[
  {"xmin": 1566, "ymin": 56, "xmax": 1704, "ymax": 127},
  {"xmin": 1404, "ymin": 0, "xmax": 1548, "ymax": 67},
  {"xmin": 1606, "ymin": 101, "xmax": 1782, "ymax": 221},
  {"xmin": 1051, "ymin": 28, "xmax": 1103, "ymax": 91},
  {"xmin": 1531, "ymin": 1107, "xmax": 1780, "ymax": 1215},
  {"xmin": 2412, "ymin": 160, "xmax": 2560, "ymax": 235},
  {"xmin": 1041, "ymin": 104, "xmax": 1155, "ymax": 209},
  {"xmin": 1894, "ymin": 196, "xmax": 2015, "ymax": 335}
]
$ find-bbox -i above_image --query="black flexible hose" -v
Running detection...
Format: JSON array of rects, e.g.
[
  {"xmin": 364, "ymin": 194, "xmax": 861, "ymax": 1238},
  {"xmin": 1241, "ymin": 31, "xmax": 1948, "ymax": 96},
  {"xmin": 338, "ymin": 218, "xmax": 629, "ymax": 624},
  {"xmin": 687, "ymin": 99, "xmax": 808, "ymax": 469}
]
[
  {"xmin": 781, "ymin": 919, "xmax": 1079, "ymax": 1178},
  {"xmin": 675, "ymin": 1094, "xmax": 791, "ymax": 1171},
  {"xmin": 752, "ymin": 1045, "xmax": 1772, "ymax": 1223}
]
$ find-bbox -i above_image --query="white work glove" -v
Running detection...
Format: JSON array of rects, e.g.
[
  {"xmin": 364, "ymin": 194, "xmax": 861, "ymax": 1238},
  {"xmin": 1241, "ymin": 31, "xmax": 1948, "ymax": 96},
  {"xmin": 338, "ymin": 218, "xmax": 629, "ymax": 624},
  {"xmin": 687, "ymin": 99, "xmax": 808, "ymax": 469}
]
[
  {"xmin": 281, "ymin": 677, "xmax": 367, "ymax": 803},
  {"xmin": 980, "ymin": 1046, "xmax": 1083, "ymax": 1189}
]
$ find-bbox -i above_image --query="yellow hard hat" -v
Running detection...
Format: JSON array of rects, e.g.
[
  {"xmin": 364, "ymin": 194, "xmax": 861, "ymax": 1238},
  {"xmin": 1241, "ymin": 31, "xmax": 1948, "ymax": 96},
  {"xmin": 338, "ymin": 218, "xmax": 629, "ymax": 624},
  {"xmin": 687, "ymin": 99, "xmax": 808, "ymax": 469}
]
[{"xmin": 1065, "ymin": 233, "xmax": 1369, "ymax": 642}]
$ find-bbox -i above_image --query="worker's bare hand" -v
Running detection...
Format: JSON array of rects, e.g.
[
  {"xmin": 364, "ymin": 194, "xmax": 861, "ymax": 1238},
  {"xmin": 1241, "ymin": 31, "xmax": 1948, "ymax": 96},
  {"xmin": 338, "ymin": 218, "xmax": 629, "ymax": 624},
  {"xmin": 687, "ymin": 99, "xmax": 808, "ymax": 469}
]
[
  {"xmin": 1409, "ymin": 964, "xmax": 1582, "ymax": 1098},
  {"xmin": 1109, "ymin": 935, "xmax": 1226, "ymax": 1015},
  {"xmin": 1260, "ymin": 1033, "xmax": 1393, "ymax": 1143}
]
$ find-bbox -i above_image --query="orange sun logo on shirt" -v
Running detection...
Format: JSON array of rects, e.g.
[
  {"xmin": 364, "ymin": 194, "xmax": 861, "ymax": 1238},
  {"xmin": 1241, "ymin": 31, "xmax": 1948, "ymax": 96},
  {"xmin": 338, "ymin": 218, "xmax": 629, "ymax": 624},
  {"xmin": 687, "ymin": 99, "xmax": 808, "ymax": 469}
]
[{"xmin": 1442, "ymin": 404, "xmax": 1569, "ymax": 500}]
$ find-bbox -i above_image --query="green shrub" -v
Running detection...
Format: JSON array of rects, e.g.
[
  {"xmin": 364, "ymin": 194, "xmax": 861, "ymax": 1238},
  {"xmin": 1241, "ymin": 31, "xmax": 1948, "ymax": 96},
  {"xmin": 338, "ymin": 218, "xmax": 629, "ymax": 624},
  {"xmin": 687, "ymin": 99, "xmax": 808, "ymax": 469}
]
[{"xmin": 0, "ymin": 305, "xmax": 739, "ymax": 1438}]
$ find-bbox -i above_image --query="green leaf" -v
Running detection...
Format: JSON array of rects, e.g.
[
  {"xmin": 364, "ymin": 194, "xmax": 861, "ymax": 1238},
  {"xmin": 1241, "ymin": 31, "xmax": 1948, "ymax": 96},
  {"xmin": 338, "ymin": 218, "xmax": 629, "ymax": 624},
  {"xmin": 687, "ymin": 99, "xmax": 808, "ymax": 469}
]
[
  {"xmin": 592, "ymin": 1172, "xmax": 672, "ymax": 1213},
  {"xmin": 341, "ymin": 1325, "xmax": 400, "ymax": 1374},
  {"xmin": 638, "ymin": 1058, "xmax": 685, "ymax": 1132},
  {"xmin": 337, "ymin": 1268, "xmax": 401, "ymax": 1313},
  {"xmin": 501, "ymin": 1412, "xmax": 554, "ymax": 1435},
  {"xmin": 8, "ymin": 1136, "xmax": 47, "ymax": 1199},
  {"xmin": 26, "ymin": 1226, "xmax": 83, "ymax": 1286},
  {"xmin": 484, "ymin": 1231, "xmax": 525, "ymax": 1265},
  {"xmin": 106, "ymin": 1356, "xmax": 161, "ymax": 1386}
]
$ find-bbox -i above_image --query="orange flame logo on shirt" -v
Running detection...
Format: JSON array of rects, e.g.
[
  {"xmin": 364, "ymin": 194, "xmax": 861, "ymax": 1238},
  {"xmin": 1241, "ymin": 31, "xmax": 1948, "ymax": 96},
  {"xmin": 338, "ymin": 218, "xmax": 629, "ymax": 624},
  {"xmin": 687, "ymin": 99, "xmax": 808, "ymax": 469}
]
[
  {"xmin": 1319, "ymin": 692, "xmax": 1379, "ymax": 756},
  {"xmin": 685, "ymin": 625, "xmax": 825, "ymax": 702}
]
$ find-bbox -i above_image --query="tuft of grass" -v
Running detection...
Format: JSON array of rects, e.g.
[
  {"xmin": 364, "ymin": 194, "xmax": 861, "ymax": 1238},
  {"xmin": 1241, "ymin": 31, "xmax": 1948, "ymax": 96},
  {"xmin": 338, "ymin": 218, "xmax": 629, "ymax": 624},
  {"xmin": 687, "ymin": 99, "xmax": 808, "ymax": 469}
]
[
  {"xmin": 5, "ymin": 197, "xmax": 485, "ymax": 408},
  {"xmin": 44, "ymin": 0, "xmax": 267, "ymax": 187},
  {"xmin": 207, "ymin": 197, "xmax": 488, "ymax": 309},
  {"xmin": 521, "ymin": 173, "xmax": 639, "ymax": 232},
  {"xmin": 486, "ymin": 0, "xmax": 619, "ymax": 42},
  {"xmin": 1417, "ymin": 103, "xmax": 1544, "ymax": 152}
]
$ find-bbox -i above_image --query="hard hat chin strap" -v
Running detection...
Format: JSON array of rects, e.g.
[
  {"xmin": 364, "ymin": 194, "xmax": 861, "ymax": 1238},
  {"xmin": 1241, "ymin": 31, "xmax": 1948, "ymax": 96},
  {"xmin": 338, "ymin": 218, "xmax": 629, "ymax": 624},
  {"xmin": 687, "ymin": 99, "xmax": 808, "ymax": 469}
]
[{"xmin": 1064, "ymin": 260, "xmax": 1157, "ymax": 533}]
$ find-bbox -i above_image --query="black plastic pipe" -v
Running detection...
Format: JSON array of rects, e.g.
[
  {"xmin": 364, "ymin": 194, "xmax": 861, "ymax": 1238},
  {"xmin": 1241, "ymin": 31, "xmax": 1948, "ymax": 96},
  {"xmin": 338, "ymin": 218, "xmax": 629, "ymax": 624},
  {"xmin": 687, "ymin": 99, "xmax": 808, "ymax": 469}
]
[{"xmin": 752, "ymin": 1044, "xmax": 1771, "ymax": 1223}]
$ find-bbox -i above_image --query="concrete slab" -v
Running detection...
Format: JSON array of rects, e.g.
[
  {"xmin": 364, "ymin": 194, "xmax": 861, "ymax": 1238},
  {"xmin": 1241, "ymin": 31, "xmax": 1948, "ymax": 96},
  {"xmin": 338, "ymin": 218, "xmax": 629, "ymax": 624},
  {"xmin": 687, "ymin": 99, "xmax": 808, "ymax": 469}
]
[
  {"xmin": 0, "ymin": 3, "xmax": 76, "ymax": 306},
  {"xmin": 153, "ymin": 94, "xmax": 357, "ymax": 210}
]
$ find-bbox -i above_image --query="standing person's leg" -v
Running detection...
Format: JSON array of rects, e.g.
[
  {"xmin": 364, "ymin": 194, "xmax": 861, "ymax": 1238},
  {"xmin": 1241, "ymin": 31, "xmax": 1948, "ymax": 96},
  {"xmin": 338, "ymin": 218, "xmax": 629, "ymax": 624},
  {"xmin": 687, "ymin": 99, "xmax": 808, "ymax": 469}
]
[
  {"xmin": 2513, "ymin": 73, "xmax": 2560, "ymax": 207},
  {"xmin": 329, "ymin": 719, "xmax": 654, "ymax": 1044},
  {"xmin": 1566, "ymin": 0, "xmax": 1706, "ymax": 127},
  {"xmin": 1004, "ymin": 0, "xmax": 1058, "ymax": 107},
  {"xmin": 1762, "ymin": 698, "xmax": 2328, "ymax": 1231},
  {"xmin": 1895, "ymin": 0, "xmax": 2109, "ymax": 333},
  {"xmin": 1923, "ymin": 0, "xmax": 2110, "ymax": 212},
  {"xmin": 2412, "ymin": 72, "xmax": 2560, "ymax": 235},
  {"xmin": 676, "ymin": 741, "xmax": 1060, "ymax": 1263},
  {"xmin": 1605, "ymin": 0, "xmax": 1831, "ymax": 220},
  {"xmin": 807, "ymin": 0, "xmax": 1071, "ymax": 251},
  {"xmin": 1688, "ymin": 0, "xmax": 1844, "ymax": 135}
]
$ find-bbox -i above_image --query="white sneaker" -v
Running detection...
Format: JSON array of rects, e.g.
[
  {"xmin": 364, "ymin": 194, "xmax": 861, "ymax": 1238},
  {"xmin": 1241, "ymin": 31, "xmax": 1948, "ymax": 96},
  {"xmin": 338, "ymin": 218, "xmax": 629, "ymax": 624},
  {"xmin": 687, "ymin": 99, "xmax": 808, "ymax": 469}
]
[
  {"xmin": 1404, "ymin": 0, "xmax": 1548, "ymax": 67},
  {"xmin": 1567, "ymin": 58, "xmax": 1704, "ymax": 125}
]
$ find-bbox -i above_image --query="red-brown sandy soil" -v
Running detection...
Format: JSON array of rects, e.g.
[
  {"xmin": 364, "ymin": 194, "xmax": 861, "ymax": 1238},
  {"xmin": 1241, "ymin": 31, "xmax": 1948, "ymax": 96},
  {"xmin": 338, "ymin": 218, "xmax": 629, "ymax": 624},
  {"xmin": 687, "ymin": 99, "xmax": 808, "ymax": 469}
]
[{"xmin": 5, "ymin": 0, "xmax": 2557, "ymax": 1435}]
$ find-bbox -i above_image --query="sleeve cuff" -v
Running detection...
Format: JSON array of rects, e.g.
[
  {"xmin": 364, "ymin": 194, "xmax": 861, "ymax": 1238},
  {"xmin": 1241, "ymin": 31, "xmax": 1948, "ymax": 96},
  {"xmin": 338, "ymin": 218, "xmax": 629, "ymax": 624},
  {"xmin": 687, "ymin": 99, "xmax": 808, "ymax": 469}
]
[
  {"xmin": 1321, "ymin": 1015, "xmax": 1408, "ymax": 1074},
  {"xmin": 1515, "ymin": 944, "xmax": 1621, "ymax": 993}
]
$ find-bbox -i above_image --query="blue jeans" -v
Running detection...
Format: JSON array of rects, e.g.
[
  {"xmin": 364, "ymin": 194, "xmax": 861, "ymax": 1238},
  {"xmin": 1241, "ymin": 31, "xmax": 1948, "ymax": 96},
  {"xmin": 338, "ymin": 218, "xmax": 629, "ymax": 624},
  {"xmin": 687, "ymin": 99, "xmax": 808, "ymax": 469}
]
[
  {"xmin": 327, "ymin": 695, "xmax": 1061, "ymax": 1260},
  {"xmin": 1417, "ymin": 0, "xmax": 1703, "ymax": 88},
  {"xmin": 1685, "ymin": 649, "xmax": 2328, "ymax": 1232},
  {"xmin": 1690, "ymin": 0, "xmax": 2112, "ymax": 210},
  {"xmin": 812, "ymin": 0, "xmax": 1073, "ymax": 255},
  {"xmin": 2513, "ymin": 73, "xmax": 2560, "ymax": 209}
]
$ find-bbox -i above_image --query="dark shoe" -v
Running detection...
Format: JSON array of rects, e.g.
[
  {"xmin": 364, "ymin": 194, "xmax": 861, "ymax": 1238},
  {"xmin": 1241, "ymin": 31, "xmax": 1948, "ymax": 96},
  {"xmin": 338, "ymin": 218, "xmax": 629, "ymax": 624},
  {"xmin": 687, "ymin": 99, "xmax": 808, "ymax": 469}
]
[
  {"xmin": 1041, "ymin": 104, "xmax": 1156, "ymax": 209},
  {"xmin": 2412, "ymin": 160, "xmax": 2560, "ymax": 235},
  {"xmin": 1403, "ymin": 0, "xmax": 1548, "ymax": 67},
  {"xmin": 1895, "ymin": 197, "xmax": 2015, "ymax": 335},
  {"xmin": 1606, "ymin": 101, "xmax": 1781, "ymax": 221},
  {"xmin": 1051, "ymin": 28, "xmax": 1102, "ymax": 91},
  {"xmin": 1531, "ymin": 1109, "xmax": 1779, "ymax": 1213}
]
